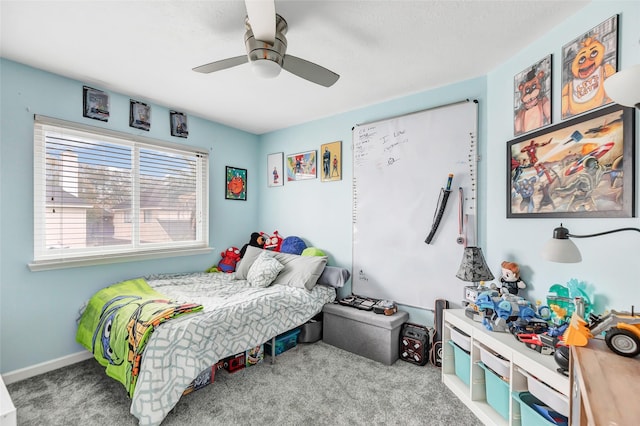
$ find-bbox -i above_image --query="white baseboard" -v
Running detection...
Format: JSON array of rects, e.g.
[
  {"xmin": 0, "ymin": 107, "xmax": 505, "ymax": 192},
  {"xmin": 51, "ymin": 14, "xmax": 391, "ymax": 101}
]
[{"xmin": 1, "ymin": 351, "xmax": 93, "ymax": 385}]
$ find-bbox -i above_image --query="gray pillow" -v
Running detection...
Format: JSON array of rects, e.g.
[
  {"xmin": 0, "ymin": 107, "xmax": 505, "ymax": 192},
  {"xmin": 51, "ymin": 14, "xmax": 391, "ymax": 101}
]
[
  {"xmin": 271, "ymin": 251, "xmax": 328, "ymax": 291},
  {"xmin": 317, "ymin": 266, "xmax": 351, "ymax": 288},
  {"xmin": 234, "ymin": 245, "xmax": 264, "ymax": 280},
  {"xmin": 247, "ymin": 252, "xmax": 284, "ymax": 288}
]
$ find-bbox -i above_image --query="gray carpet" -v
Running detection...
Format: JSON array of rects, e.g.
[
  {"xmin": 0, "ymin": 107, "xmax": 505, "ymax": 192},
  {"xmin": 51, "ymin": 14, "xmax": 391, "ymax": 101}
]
[{"xmin": 7, "ymin": 341, "xmax": 481, "ymax": 425}]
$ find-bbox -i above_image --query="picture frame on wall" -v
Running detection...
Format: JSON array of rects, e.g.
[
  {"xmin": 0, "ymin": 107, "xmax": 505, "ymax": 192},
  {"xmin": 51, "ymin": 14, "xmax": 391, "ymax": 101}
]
[
  {"xmin": 225, "ymin": 166, "xmax": 247, "ymax": 201},
  {"xmin": 513, "ymin": 55, "xmax": 551, "ymax": 136},
  {"xmin": 561, "ymin": 14, "xmax": 618, "ymax": 120},
  {"xmin": 170, "ymin": 111, "xmax": 189, "ymax": 138},
  {"xmin": 286, "ymin": 150, "xmax": 317, "ymax": 181},
  {"xmin": 267, "ymin": 152, "xmax": 284, "ymax": 187},
  {"xmin": 507, "ymin": 103, "xmax": 635, "ymax": 219},
  {"xmin": 82, "ymin": 86, "xmax": 110, "ymax": 122},
  {"xmin": 320, "ymin": 141, "xmax": 342, "ymax": 182},
  {"xmin": 129, "ymin": 100, "xmax": 151, "ymax": 131}
]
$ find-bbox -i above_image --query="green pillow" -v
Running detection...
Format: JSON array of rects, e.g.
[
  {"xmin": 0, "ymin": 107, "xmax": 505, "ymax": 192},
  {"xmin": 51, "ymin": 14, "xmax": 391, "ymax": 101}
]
[{"xmin": 301, "ymin": 247, "xmax": 325, "ymax": 257}]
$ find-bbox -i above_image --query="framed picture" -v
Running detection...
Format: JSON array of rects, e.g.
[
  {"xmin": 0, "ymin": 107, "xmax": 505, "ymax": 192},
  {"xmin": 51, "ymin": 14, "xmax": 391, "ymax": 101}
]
[
  {"xmin": 225, "ymin": 166, "xmax": 247, "ymax": 201},
  {"xmin": 320, "ymin": 141, "xmax": 342, "ymax": 182},
  {"xmin": 561, "ymin": 15, "xmax": 618, "ymax": 120},
  {"xmin": 170, "ymin": 111, "xmax": 188, "ymax": 138},
  {"xmin": 513, "ymin": 55, "xmax": 551, "ymax": 136},
  {"xmin": 129, "ymin": 100, "xmax": 151, "ymax": 131},
  {"xmin": 82, "ymin": 86, "xmax": 109, "ymax": 121},
  {"xmin": 267, "ymin": 152, "xmax": 284, "ymax": 187},
  {"xmin": 286, "ymin": 150, "xmax": 317, "ymax": 181},
  {"xmin": 507, "ymin": 103, "xmax": 635, "ymax": 218}
]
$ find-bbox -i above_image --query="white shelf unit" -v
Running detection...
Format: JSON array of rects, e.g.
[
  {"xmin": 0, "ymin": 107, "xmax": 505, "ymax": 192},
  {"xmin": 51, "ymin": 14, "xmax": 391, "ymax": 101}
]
[{"xmin": 442, "ymin": 309, "xmax": 569, "ymax": 426}]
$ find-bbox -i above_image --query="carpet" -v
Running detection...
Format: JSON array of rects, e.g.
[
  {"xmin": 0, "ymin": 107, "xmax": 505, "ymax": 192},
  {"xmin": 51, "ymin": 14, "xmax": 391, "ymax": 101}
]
[{"xmin": 7, "ymin": 341, "xmax": 482, "ymax": 425}]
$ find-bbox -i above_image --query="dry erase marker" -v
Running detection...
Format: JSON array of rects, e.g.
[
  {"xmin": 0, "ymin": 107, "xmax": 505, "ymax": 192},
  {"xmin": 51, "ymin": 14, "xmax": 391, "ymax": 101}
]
[{"xmin": 446, "ymin": 174, "xmax": 453, "ymax": 191}]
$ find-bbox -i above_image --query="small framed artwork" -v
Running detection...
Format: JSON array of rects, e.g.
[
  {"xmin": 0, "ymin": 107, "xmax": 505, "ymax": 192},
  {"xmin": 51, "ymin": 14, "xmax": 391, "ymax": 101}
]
[
  {"xmin": 320, "ymin": 141, "xmax": 342, "ymax": 182},
  {"xmin": 267, "ymin": 152, "xmax": 284, "ymax": 187},
  {"xmin": 507, "ymin": 103, "xmax": 635, "ymax": 218},
  {"xmin": 82, "ymin": 86, "xmax": 110, "ymax": 121},
  {"xmin": 225, "ymin": 166, "xmax": 247, "ymax": 201},
  {"xmin": 286, "ymin": 150, "xmax": 317, "ymax": 181},
  {"xmin": 513, "ymin": 55, "xmax": 551, "ymax": 136},
  {"xmin": 561, "ymin": 15, "xmax": 618, "ymax": 120},
  {"xmin": 170, "ymin": 111, "xmax": 189, "ymax": 138},
  {"xmin": 129, "ymin": 100, "xmax": 151, "ymax": 131}
]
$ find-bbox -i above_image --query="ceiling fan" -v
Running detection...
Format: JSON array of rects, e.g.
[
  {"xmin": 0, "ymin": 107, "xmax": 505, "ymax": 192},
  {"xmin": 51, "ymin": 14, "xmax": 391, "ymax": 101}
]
[{"xmin": 192, "ymin": 0, "xmax": 340, "ymax": 87}]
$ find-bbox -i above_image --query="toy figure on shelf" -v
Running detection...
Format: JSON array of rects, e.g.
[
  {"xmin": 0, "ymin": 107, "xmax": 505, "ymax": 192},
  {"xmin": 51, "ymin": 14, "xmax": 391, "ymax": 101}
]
[
  {"xmin": 497, "ymin": 261, "xmax": 526, "ymax": 296},
  {"xmin": 239, "ymin": 232, "xmax": 266, "ymax": 258}
]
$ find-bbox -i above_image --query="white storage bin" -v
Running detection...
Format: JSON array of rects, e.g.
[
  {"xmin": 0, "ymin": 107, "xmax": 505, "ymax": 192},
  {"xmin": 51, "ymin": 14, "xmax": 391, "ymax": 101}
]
[
  {"xmin": 519, "ymin": 368, "xmax": 569, "ymax": 417},
  {"xmin": 479, "ymin": 345, "xmax": 510, "ymax": 379},
  {"xmin": 450, "ymin": 327, "xmax": 471, "ymax": 352}
]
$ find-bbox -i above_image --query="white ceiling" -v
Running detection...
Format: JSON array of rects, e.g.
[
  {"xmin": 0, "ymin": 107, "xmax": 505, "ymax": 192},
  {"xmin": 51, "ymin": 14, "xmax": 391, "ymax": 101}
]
[{"xmin": 1, "ymin": 0, "xmax": 589, "ymax": 135}]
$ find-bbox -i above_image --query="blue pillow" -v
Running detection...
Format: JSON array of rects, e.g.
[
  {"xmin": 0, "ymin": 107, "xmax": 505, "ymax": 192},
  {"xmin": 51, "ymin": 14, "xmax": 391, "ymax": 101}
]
[{"xmin": 280, "ymin": 236, "xmax": 307, "ymax": 255}]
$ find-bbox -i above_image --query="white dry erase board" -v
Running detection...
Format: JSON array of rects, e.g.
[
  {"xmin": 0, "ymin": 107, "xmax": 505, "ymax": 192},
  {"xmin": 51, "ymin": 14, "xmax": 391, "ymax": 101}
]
[{"xmin": 352, "ymin": 100, "xmax": 479, "ymax": 309}]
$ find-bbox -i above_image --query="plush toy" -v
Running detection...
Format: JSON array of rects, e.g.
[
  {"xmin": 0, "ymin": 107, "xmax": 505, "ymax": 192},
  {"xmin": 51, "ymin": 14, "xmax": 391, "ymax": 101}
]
[
  {"xmin": 218, "ymin": 246, "xmax": 241, "ymax": 273},
  {"xmin": 239, "ymin": 232, "xmax": 265, "ymax": 258},
  {"xmin": 263, "ymin": 230, "xmax": 284, "ymax": 252},
  {"xmin": 280, "ymin": 236, "xmax": 307, "ymax": 255},
  {"xmin": 301, "ymin": 247, "xmax": 325, "ymax": 257},
  {"xmin": 497, "ymin": 261, "xmax": 526, "ymax": 296}
]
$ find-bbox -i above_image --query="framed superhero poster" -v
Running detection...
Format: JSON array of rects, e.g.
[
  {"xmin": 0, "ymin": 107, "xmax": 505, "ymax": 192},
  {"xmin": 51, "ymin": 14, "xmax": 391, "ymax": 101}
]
[{"xmin": 507, "ymin": 103, "xmax": 635, "ymax": 218}]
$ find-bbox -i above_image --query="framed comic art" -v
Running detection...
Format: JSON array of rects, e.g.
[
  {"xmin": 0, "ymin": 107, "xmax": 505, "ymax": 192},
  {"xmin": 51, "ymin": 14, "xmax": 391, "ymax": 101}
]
[
  {"xmin": 267, "ymin": 152, "xmax": 284, "ymax": 187},
  {"xmin": 82, "ymin": 86, "xmax": 110, "ymax": 121},
  {"xmin": 514, "ymin": 55, "xmax": 551, "ymax": 136},
  {"xmin": 225, "ymin": 166, "xmax": 247, "ymax": 201},
  {"xmin": 286, "ymin": 150, "xmax": 317, "ymax": 181},
  {"xmin": 170, "ymin": 111, "xmax": 189, "ymax": 138},
  {"xmin": 129, "ymin": 100, "xmax": 151, "ymax": 131},
  {"xmin": 320, "ymin": 141, "xmax": 342, "ymax": 182},
  {"xmin": 507, "ymin": 103, "xmax": 635, "ymax": 218},
  {"xmin": 561, "ymin": 15, "xmax": 618, "ymax": 120}
]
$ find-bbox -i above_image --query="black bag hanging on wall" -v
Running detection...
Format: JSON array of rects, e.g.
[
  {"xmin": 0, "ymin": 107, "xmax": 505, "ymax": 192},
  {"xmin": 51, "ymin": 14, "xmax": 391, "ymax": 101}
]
[
  {"xmin": 399, "ymin": 322, "xmax": 431, "ymax": 366},
  {"xmin": 429, "ymin": 298, "xmax": 449, "ymax": 367}
]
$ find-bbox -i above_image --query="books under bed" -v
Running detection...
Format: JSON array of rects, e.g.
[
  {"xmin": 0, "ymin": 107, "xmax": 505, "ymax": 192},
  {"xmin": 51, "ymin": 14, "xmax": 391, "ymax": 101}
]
[{"xmin": 76, "ymin": 246, "xmax": 349, "ymax": 426}]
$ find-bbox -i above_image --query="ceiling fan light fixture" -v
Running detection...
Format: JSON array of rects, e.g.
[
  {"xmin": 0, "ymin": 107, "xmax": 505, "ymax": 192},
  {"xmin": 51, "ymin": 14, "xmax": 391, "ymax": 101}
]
[{"xmin": 251, "ymin": 58, "xmax": 282, "ymax": 78}]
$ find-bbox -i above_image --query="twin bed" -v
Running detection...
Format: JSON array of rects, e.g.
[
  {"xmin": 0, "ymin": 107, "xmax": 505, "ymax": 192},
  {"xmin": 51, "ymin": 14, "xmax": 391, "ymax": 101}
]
[{"xmin": 76, "ymin": 246, "xmax": 345, "ymax": 425}]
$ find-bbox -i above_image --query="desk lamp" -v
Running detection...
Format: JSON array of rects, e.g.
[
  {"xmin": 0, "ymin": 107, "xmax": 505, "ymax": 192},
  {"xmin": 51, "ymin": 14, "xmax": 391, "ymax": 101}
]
[
  {"xmin": 456, "ymin": 247, "xmax": 494, "ymax": 303},
  {"xmin": 603, "ymin": 64, "xmax": 640, "ymax": 109},
  {"xmin": 541, "ymin": 223, "xmax": 640, "ymax": 263}
]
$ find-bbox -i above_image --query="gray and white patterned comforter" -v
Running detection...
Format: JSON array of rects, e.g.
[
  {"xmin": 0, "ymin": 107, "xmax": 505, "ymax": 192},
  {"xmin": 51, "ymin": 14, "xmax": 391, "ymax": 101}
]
[{"xmin": 130, "ymin": 272, "xmax": 336, "ymax": 426}]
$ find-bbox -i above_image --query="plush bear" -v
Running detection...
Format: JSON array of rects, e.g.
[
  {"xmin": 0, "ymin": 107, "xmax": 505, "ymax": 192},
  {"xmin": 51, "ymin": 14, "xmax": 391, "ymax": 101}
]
[
  {"xmin": 239, "ymin": 232, "xmax": 265, "ymax": 258},
  {"xmin": 217, "ymin": 246, "xmax": 241, "ymax": 273}
]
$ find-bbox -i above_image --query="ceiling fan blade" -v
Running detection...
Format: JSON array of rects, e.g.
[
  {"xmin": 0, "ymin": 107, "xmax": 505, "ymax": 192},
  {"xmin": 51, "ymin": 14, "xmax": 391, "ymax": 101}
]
[
  {"xmin": 192, "ymin": 55, "xmax": 248, "ymax": 74},
  {"xmin": 282, "ymin": 55, "xmax": 340, "ymax": 87},
  {"xmin": 245, "ymin": 0, "xmax": 275, "ymax": 43}
]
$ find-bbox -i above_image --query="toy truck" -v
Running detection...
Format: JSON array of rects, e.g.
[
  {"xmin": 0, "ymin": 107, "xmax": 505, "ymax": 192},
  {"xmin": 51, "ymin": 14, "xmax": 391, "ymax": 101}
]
[{"xmin": 588, "ymin": 307, "xmax": 640, "ymax": 357}]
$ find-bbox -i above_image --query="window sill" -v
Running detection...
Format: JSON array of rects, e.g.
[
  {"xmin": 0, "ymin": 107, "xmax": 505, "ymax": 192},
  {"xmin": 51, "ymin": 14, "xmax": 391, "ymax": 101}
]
[{"xmin": 28, "ymin": 246, "xmax": 214, "ymax": 272}]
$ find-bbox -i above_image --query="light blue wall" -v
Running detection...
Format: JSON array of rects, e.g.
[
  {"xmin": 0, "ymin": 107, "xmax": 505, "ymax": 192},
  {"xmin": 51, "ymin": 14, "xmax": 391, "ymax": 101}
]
[
  {"xmin": 485, "ymin": 0, "xmax": 640, "ymax": 313},
  {"xmin": 2, "ymin": 0, "xmax": 639, "ymax": 375},
  {"xmin": 0, "ymin": 59, "xmax": 260, "ymax": 373}
]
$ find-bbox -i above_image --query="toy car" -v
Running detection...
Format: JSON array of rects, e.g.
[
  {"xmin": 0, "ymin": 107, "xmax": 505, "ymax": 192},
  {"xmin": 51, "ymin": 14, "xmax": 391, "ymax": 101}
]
[{"xmin": 588, "ymin": 307, "xmax": 640, "ymax": 357}]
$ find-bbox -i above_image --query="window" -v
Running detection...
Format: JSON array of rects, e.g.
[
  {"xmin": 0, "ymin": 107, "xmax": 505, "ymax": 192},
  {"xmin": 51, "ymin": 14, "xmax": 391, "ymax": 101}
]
[{"xmin": 31, "ymin": 115, "xmax": 209, "ymax": 271}]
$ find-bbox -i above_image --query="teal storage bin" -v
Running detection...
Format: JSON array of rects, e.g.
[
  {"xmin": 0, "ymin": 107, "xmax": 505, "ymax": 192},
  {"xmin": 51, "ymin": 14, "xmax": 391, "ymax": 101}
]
[
  {"xmin": 265, "ymin": 328, "xmax": 301, "ymax": 356},
  {"xmin": 478, "ymin": 362, "xmax": 509, "ymax": 420},
  {"xmin": 448, "ymin": 340, "xmax": 470, "ymax": 386},
  {"xmin": 513, "ymin": 392, "xmax": 568, "ymax": 426}
]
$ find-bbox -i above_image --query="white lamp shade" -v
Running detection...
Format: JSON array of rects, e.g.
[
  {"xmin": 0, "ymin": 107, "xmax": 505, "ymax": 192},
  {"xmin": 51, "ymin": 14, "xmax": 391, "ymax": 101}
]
[
  {"xmin": 251, "ymin": 59, "xmax": 282, "ymax": 79},
  {"xmin": 604, "ymin": 64, "xmax": 640, "ymax": 108},
  {"xmin": 541, "ymin": 237, "xmax": 582, "ymax": 263}
]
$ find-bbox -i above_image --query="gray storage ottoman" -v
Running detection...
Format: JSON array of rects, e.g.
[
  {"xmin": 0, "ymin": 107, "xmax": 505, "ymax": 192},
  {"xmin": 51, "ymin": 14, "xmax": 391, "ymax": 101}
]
[{"xmin": 322, "ymin": 303, "xmax": 409, "ymax": 365}]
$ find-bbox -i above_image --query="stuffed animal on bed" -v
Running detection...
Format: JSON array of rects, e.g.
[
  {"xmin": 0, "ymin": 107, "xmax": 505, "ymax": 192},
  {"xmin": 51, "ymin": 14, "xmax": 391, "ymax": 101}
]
[
  {"xmin": 239, "ymin": 232, "xmax": 265, "ymax": 258},
  {"xmin": 280, "ymin": 236, "xmax": 307, "ymax": 255},
  {"xmin": 217, "ymin": 246, "xmax": 241, "ymax": 273},
  {"xmin": 263, "ymin": 230, "xmax": 284, "ymax": 252}
]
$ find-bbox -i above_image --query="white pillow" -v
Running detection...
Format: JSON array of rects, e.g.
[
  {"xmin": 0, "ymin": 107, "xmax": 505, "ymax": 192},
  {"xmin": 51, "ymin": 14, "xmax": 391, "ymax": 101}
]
[
  {"xmin": 247, "ymin": 252, "xmax": 284, "ymax": 288},
  {"xmin": 271, "ymin": 251, "xmax": 328, "ymax": 291}
]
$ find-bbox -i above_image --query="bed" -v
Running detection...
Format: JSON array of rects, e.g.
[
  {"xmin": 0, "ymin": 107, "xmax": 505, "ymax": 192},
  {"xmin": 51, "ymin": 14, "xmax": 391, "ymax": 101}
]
[{"xmin": 76, "ymin": 246, "xmax": 345, "ymax": 426}]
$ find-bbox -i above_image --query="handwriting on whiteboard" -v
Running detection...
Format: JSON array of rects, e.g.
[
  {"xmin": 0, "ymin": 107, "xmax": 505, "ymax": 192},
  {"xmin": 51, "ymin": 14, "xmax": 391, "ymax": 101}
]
[{"xmin": 355, "ymin": 126, "xmax": 407, "ymax": 167}]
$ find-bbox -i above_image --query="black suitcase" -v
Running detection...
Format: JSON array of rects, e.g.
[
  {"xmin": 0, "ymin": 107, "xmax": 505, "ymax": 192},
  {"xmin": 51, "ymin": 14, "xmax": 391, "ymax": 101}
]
[{"xmin": 399, "ymin": 322, "xmax": 430, "ymax": 365}]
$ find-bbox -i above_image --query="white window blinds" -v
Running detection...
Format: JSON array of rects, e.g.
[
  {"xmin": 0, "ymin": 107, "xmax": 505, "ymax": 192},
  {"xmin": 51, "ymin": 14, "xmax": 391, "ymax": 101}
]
[{"xmin": 31, "ymin": 115, "xmax": 209, "ymax": 270}]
